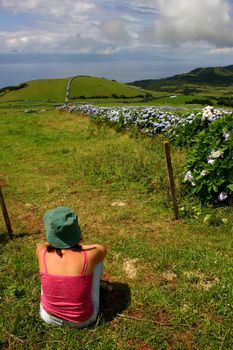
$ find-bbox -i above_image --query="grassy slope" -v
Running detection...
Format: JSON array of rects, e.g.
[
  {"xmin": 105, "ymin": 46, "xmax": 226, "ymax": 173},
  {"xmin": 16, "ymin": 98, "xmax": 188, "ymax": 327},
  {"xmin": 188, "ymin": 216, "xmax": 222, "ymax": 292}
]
[
  {"xmin": 128, "ymin": 66, "xmax": 233, "ymax": 90},
  {"xmin": 1, "ymin": 73, "xmax": 228, "ymax": 110},
  {"xmin": 0, "ymin": 78, "xmax": 70, "ymax": 102},
  {"xmin": 0, "ymin": 109, "xmax": 233, "ymax": 349},
  {"xmin": 69, "ymin": 76, "xmax": 150, "ymax": 99},
  {"xmin": 0, "ymin": 76, "xmax": 156, "ymax": 106}
]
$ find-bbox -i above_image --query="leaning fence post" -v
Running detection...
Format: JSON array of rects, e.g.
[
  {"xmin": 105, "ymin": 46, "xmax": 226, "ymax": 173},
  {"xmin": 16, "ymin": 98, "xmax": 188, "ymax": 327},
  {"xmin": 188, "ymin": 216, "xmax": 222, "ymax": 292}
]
[
  {"xmin": 0, "ymin": 186, "xmax": 13, "ymax": 237},
  {"xmin": 163, "ymin": 141, "xmax": 179, "ymax": 220}
]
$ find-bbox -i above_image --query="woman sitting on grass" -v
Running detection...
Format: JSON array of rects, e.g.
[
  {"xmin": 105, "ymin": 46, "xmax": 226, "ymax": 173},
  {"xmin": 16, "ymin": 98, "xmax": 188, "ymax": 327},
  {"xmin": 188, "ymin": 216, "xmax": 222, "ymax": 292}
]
[{"xmin": 36, "ymin": 206, "xmax": 107, "ymax": 327}]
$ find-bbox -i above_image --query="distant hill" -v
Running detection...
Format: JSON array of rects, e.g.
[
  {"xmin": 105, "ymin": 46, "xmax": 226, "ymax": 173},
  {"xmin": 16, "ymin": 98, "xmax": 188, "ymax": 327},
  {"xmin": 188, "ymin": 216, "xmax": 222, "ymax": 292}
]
[{"xmin": 127, "ymin": 65, "xmax": 233, "ymax": 91}]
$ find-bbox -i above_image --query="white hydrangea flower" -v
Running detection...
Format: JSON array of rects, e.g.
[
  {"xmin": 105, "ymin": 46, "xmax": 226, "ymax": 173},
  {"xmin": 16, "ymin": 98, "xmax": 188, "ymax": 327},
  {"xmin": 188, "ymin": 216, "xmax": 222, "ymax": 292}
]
[
  {"xmin": 207, "ymin": 158, "xmax": 215, "ymax": 165},
  {"xmin": 210, "ymin": 150, "xmax": 224, "ymax": 159},
  {"xmin": 223, "ymin": 131, "xmax": 230, "ymax": 140},
  {"xmin": 218, "ymin": 192, "xmax": 228, "ymax": 201}
]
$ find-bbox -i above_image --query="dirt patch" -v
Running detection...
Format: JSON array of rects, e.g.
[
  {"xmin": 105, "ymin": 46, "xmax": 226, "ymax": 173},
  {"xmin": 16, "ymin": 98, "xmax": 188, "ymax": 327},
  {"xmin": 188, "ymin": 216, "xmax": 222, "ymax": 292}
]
[
  {"xmin": 153, "ymin": 308, "xmax": 171, "ymax": 325},
  {"xmin": 127, "ymin": 338, "xmax": 155, "ymax": 350},
  {"xmin": 136, "ymin": 344, "xmax": 155, "ymax": 350},
  {"xmin": 123, "ymin": 258, "xmax": 139, "ymax": 279},
  {"xmin": 161, "ymin": 272, "xmax": 177, "ymax": 282},
  {"xmin": 0, "ymin": 178, "xmax": 8, "ymax": 187},
  {"xmin": 168, "ymin": 330, "xmax": 198, "ymax": 350},
  {"xmin": 127, "ymin": 305, "xmax": 144, "ymax": 319},
  {"xmin": 144, "ymin": 222, "xmax": 160, "ymax": 234},
  {"xmin": 111, "ymin": 200, "xmax": 127, "ymax": 207},
  {"xmin": 127, "ymin": 306, "xmax": 171, "ymax": 327},
  {"xmin": 136, "ymin": 263, "xmax": 158, "ymax": 285}
]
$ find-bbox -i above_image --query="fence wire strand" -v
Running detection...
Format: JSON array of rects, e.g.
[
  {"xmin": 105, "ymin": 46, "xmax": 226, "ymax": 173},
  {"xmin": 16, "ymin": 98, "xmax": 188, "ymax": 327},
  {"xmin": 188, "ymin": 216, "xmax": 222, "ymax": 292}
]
[{"xmin": 1, "ymin": 182, "xmax": 148, "ymax": 234}]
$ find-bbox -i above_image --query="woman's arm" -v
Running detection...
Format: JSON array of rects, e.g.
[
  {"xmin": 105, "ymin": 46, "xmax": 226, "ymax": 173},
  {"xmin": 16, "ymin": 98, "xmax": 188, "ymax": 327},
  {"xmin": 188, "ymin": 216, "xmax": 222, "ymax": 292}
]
[{"xmin": 82, "ymin": 244, "xmax": 107, "ymax": 264}]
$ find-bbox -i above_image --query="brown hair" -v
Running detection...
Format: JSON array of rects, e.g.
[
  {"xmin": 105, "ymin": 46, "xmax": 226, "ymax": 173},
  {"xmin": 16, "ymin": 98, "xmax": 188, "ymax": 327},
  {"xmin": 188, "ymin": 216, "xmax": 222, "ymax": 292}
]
[{"xmin": 47, "ymin": 243, "xmax": 83, "ymax": 257}]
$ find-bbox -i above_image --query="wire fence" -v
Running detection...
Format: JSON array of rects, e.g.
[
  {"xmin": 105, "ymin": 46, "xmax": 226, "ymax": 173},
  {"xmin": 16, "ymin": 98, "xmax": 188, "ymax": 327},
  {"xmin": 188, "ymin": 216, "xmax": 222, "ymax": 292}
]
[{"xmin": 0, "ymin": 181, "xmax": 149, "ymax": 237}]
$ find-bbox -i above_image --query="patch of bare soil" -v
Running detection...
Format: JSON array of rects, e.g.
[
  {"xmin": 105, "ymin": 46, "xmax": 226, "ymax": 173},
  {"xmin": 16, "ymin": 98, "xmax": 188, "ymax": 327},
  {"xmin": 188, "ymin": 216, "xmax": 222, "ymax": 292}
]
[
  {"xmin": 123, "ymin": 258, "xmax": 139, "ymax": 279},
  {"xmin": 167, "ymin": 330, "xmax": 198, "ymax": 350},
  {"xmin": 127, "ymin": 338, "xmax": 156, "ymax": 350},
  {"xmin": 127, "ymin": 306, "xmax": 171, "ymax": 327}
]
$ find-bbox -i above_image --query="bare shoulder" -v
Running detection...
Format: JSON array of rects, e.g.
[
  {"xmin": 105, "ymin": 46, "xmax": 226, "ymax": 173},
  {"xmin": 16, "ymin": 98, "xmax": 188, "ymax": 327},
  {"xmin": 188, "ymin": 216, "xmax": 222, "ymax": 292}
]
[
  {"xmin": 36, "ymin": 242, "xmax": 48, "ymax": 256},
  {"xmin": 82, "ymin": 243, "xmax": 107, "ymax": 253},
  {"xmin": 82, "ymin": 243, "xmax": 107, "ymax": 263}
]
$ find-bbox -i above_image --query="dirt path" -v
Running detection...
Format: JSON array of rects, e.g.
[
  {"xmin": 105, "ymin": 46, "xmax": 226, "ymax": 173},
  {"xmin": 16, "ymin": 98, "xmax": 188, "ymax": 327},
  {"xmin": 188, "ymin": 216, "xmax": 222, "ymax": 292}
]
[{"xmin": 65, "ymin": 76, "xmax": 76, "ymax": 103}]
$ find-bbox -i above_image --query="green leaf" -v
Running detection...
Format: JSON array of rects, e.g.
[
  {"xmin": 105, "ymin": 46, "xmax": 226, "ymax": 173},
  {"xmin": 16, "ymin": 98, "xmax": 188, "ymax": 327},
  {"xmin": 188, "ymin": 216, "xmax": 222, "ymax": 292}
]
[{"xmin": 227, "ymin": 184, "xmax": 233, "ymax": 191}]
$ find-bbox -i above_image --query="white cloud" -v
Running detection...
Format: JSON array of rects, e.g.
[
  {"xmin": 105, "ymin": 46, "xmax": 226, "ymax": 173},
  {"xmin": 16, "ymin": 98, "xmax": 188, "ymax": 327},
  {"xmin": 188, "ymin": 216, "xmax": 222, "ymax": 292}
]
[
  {"xmin": 99, "ymin": 19, "xmax": 131, "ymax": 43},
  {"xmin": 0, "ymin": 0, "xmax": 97, "ymax": 15},
  {"xmin": 210, "ymin": 47, "xmax": 233, "ymax": 54},
  {"xmin": 151, "ymin": 0, "xmax": 233, "ymax": 47},
  {"xmin": 0, "ymin": 0, "xmax": 233, "ymax": 55}
]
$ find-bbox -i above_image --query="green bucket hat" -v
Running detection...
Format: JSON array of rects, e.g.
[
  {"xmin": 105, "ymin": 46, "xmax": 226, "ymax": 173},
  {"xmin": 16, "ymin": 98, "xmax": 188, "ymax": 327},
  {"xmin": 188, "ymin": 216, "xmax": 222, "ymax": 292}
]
[{"xmin": 44, "ymin": 207, "xmax": 81, "ymax": 249}]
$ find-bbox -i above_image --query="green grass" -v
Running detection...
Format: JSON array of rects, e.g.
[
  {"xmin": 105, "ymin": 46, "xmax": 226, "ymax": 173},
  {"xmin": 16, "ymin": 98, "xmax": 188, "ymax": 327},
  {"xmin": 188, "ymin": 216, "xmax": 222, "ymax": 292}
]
[
  {"xmin": 69, "ymin": 76, "xmax": 150, "ymax": 99},
  {"xmin": 1, "ymin": 74, "xmax": 232, "ymax": 111},
  {"xmin": 143, "ymin": 94, "xmax": 197, "ymax": 107},
  {"xmin": 0, "ymin": 109, "xmax": 233, "ymax": 349},
  {"xmin": 0, "ymin": 78, "xmax": 69, "ymax": 102},
  {"xmin": 0, "ymin": 76, "xmax": 165, "ymax": 109}
]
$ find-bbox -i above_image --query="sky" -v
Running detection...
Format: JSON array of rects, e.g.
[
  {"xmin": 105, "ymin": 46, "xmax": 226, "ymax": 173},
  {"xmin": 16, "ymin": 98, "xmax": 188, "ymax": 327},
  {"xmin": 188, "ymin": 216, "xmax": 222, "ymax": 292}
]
[{"xmin": 0, "ymin": 0, "xmax": 233, "ymax": 87}]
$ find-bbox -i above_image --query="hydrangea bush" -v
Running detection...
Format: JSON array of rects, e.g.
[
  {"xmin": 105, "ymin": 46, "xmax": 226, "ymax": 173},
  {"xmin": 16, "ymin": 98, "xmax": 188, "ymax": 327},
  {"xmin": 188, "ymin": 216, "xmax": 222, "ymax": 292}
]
[
  {"xmin": 184, "ymin": 114, "xmax": 233, "ymax": 204},
  {"xmin": 61, "ymin": 104, "xmax": 233, "ymax": 205},
  {"xmin": 64, "ymin": 104, "xmax": 186, "ymax": 135},
  {"xmin": 166, "ymin": 105, "xmax": 230, "ymax": 147}
]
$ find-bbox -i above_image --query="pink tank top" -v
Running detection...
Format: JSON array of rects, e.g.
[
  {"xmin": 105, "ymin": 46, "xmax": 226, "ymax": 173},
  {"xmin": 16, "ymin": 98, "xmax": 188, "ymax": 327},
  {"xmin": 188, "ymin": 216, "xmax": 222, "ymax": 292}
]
[{"xmin": 40, "ymin": 248, "xmax": 94, "ymax": 324}]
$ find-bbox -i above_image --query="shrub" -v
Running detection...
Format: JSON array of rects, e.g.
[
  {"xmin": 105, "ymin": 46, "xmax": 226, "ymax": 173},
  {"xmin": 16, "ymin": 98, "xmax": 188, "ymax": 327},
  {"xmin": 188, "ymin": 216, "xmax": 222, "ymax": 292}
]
[
  {"xmin": 168, "ymin": 106, "xmax": 227, "ymax": 148},
  {"xmin": 185, "ymin": 98, "xmax": 212, "ymax": 105},
  {"xmin": 183, "ymin": 114, "xmax": 233, "ymax": 204}
]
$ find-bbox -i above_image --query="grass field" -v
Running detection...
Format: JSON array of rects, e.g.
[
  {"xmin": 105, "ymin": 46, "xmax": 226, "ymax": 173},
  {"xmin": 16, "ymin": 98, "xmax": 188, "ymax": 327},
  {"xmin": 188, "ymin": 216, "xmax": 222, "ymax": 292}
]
[
  {"xmin": 0, "ymin": 79, "xmax": 70, "ymax": 103},
  {"xmin": 0, "ymin": 76, "xmax": 211, "ymax": 110},
  {"xmin": 69, "ymin": 76, "xmax": 151, "ymax": 99},
  {"xmin": 1, "ymin": 74, "xmax": 233, "ymax": 113},
  {"xmin": 0, "ymin": 76, "xmax": 154, "ymax": 108},
  {"xmin": 0, "ymin": 107, "xmax": 233, "ymax": 349}
]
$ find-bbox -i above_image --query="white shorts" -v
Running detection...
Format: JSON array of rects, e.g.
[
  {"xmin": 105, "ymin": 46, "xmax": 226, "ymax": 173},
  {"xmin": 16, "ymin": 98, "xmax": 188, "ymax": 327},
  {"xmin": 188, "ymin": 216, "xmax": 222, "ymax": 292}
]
[{"xmin": 39, "ymin": 262, "xmax": 103, "ymax": 327}]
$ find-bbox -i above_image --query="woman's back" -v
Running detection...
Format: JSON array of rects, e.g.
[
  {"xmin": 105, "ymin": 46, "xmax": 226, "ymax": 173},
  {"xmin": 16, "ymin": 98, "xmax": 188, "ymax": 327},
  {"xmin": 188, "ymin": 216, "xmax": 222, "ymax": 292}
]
[
  {"xmin": 37, "ymin": 243, "xmax": 106, "ymax": 276},
  {"xmin": 39, "ymin": 246, "xmax": 94, "ymax": 323}
]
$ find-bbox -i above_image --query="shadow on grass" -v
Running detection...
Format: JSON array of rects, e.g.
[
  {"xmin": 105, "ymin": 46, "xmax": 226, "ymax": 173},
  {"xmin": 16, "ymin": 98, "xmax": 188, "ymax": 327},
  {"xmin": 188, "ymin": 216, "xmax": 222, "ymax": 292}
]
[
  {"xmin": 0, "ymin": 232, "xmax": 13, "ymax": 245},
  {"xmin": 0, "ymin": 231, "xmax": 37, "ymax": 246},
  {"xmin": 99, "ymin": 282, "xmax": 131, "ymax": 322}
]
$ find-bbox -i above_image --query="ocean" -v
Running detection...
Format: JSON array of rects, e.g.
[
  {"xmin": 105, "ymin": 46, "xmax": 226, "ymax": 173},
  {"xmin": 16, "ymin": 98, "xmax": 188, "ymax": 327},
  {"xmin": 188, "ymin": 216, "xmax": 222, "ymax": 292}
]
[{"xmin": 0, "ymin": 54, "xmax": 198, "ymax": 88}]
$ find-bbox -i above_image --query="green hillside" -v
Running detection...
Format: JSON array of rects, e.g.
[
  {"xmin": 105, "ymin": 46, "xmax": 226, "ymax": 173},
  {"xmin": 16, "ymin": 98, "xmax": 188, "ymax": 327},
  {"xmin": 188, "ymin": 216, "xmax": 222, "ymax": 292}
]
[
  {"xmin": 69, "ymin": 76, "xmax": 150, "ymax": 99},
  {"xmin": 1, "ymin": 68, "xmax": 232, "ymax": 108},
  {"xmin": 0, "ymin": 76, "xmax": 151, "ymax": 105},
  {"xmin": 224, "ymin": 64, "xmax": 233, "ymax": 73},
  {"xmin": 0, "ymin": 78, "xmax": 69, "ymax": 102},
  {"xmin": 128, "ymin": 65, "xmax": 233, "ymax": 91}
]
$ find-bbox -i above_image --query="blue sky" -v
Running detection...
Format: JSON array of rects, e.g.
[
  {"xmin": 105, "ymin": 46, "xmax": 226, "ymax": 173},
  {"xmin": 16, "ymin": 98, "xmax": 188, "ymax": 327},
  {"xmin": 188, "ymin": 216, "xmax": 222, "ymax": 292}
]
[{"xmin": 0, "ymin": 0, "xmax": 233, "ymax": 87}]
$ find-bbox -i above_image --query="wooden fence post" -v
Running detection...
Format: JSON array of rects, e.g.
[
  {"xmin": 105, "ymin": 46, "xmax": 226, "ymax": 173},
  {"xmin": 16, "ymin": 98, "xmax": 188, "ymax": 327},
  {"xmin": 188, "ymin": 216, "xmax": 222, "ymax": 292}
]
[
  {"xmin": 0, "ymin": 186, "xmax": 13, "ymax": 237},
  {"xmin": 163, "ymin": 141, "xmax": 179, "ymax": 220}
]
